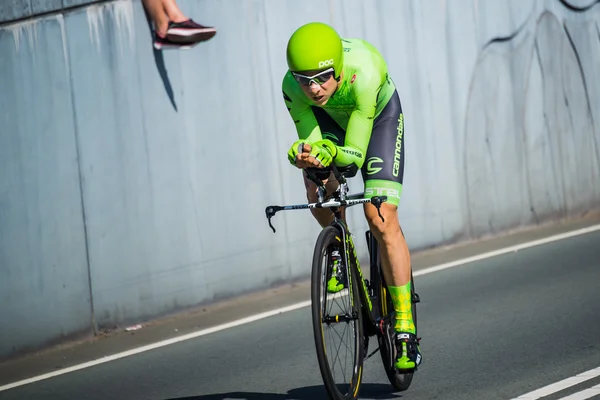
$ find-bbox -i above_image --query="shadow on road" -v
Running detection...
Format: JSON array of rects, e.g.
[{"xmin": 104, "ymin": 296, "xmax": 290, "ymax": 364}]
[{"xmin": 165, "ymin": 383, "xmax": 403, "ymax": 399}]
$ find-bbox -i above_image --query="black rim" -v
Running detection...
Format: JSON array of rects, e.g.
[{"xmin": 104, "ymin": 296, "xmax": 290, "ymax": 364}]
[{"xmin": 311, "ymin": 226, "xmax": 364, "ymax": 400}]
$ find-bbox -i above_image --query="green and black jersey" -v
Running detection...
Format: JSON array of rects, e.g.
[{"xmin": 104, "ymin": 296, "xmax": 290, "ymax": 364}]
[
  {"xmin": 282, "ymin": 38, "xmax": 406, "ymax": 206},
  {"xmin": 283, "ymin": 38, "xmax": 396, "ymax": 169}
]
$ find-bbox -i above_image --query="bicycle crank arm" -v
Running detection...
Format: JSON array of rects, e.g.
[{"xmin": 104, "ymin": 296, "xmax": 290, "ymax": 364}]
[{"xmin": 376, "ymin": 317, "xmax": 397, "ymax": 370}]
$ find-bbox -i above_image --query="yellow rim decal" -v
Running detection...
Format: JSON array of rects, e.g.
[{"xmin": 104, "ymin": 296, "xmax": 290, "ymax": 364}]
[{"xmin": 353, "ymin": 365, "xmax": 362, "ymax": 397}]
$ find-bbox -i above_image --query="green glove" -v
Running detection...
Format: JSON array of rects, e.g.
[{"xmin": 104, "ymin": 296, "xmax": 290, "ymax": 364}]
[
  {"xmin": 287, "ymin": 139, "xmax": 307, "ymax": 166},
  {"xmin": 310, "ymin": 139, "xmax": 338, "ymax": 167}
]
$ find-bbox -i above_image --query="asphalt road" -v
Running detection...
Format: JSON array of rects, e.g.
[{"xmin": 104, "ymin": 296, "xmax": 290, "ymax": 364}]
[{"xmin": 1, "ymin": 230, "xmax": 599, "ymax": 400}]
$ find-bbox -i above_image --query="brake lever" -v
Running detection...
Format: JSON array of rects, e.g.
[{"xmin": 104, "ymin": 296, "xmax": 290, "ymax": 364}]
[
  {"xmin": 371, "ymin": 196, "xmax": 388, "ymax": 223},
  {"xmin": 268, "ymin": 218, "xmax": 276, "ymax": 233},
  {"xmin": 265, "ymin": 206, "xmax": 281, "ymax": 233}
]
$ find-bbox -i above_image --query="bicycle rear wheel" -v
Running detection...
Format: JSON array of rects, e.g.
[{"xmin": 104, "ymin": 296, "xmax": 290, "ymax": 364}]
[
  {"xmin": 370, "ymin": 231, "xmax": 417, "ymax": 392},
  {"xmin": 377, "ymin": 273, "xmax": 417, "ymax": 391},
  {"xmin": 311, "ymin": 226, "xmax": 364, "ymax": 400}
]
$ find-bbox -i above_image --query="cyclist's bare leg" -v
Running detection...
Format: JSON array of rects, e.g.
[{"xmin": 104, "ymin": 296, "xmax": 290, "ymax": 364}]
[
  {"xmin": 142, "ymin": 0, "xmax": 170, "ymax": 36},
  {"xmin": 303, "ymin": 171, "xmax": 346, "ymax": 227},
  {"xmin": 162, "ymin": 0, "xmax": 189, "ymax": 22},
  {"xmin": 363, "ymin": 203, "xmax": 410, "ymax": 285},
  {"xmin": 365, "ymin": 201, "xmax": 420, "ymax": 369}
]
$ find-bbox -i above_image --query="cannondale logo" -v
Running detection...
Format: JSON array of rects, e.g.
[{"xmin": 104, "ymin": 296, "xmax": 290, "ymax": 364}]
[
  {"xmin": 318, "ymin": 59, "xmax": 334, "ymax": 68},
  {"xmin": 366, "ymin": 157, "xmax": 383, "ymax": 175}
]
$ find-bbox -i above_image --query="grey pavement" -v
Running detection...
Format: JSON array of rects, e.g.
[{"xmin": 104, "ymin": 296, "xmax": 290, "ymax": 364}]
[{"xmin": 1, "ymin": 215, "xmax": 600, "ymax": 399}]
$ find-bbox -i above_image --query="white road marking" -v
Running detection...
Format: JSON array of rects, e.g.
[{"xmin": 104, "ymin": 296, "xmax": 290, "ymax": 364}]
[
  {"xmin": 557, "ymin": 383, "xmax": 600, "ymax": 400},
  {"xmin": 511, "ymin": 367, "xmax": 600, "ymax": 399},
  {"xmin": 413, "ymin": 224, "xmax": 600, "ymax": 277},
  {"xmin": 0, "ymin": 301, "xmax": 311, "ymax": 392},
  {"xmin": 2, "ymin": 223, "xmax": 600, "ymax": 392}
]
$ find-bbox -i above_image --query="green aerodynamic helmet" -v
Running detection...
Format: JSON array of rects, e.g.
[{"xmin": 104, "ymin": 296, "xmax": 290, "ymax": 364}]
[{"xmin": 286, "ymin": 22, "xmax": 343, "ymax": 78}]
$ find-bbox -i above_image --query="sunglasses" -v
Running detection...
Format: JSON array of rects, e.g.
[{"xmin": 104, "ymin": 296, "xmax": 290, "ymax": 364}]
[{"xmin": 291, "ymin": 68, "xmax": 335, "ymax": 86}]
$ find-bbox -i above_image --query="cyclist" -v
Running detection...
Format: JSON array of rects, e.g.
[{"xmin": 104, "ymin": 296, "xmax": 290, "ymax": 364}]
[{"xmin": 282, "ymin": 22, "xmax": 421, "ymax": 372}]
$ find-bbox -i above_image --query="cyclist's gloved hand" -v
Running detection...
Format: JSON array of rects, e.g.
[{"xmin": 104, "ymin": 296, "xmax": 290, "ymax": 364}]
[
  {"xmin": 288, "ymin": 139, "xmax": 311, "ymax": 166},
  {"xmin": 309, "ymin": 139, "xmax": 338, "ymax": 167}
]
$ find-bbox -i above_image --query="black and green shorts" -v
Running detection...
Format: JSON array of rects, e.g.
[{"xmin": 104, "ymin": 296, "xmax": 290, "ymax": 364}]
[{"xmin": 311, "ymin": 90, "xmax": 405, "ymax": 206}]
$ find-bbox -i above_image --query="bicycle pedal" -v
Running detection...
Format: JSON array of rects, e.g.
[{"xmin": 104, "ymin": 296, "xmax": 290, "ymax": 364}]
[{"xmin": 412, "ymin": 293, "xmax": 421, "ymax": 303}]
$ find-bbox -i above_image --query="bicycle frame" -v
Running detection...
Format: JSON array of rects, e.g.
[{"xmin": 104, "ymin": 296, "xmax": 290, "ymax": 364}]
[{"xmin": 264, "ymin": 166, "xmax": 388, "ymax": 335}]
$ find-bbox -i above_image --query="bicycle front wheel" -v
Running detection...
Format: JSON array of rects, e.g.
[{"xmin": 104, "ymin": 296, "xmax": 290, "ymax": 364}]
[{"xmin": 311, "ymin": 226, "xmax": 364, "ymax": 400}]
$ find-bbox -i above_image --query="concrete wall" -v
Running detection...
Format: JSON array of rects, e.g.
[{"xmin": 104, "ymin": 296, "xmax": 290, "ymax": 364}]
[
  {"xmin": 0, "ymin": 0, "xmax": 103, "ymax": 23},
  {"xmin": 1, "ymin": 0, "xmax": 599, "ymax": 358}
]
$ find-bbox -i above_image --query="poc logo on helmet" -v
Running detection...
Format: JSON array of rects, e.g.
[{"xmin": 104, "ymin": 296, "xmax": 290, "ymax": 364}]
[{"xmin": 318, "ymin": 59, "xmax": 334, "ymax": 68}]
